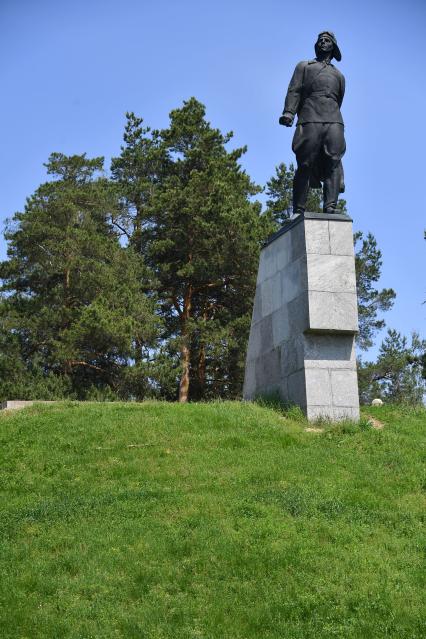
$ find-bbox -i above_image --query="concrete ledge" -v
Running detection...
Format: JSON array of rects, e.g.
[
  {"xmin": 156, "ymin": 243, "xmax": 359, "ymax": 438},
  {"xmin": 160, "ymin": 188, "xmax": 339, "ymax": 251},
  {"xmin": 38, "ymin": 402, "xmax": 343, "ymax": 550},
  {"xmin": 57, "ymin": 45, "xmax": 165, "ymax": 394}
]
[
  {"xmin": 1, "ymin": 400, "xmax": 57, "ymax": 411},
  {"xmin": 264, "ymin": 211, "xmax": 353, "ymax": 248}
]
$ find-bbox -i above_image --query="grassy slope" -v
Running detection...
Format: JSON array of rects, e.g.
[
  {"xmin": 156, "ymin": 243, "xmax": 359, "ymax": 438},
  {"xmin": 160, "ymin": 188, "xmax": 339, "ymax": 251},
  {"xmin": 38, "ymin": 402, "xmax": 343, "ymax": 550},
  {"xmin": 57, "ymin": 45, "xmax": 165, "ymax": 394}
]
[{"xmin": 0, "ymin": 401, "xmax": 425, "ymax": 639}]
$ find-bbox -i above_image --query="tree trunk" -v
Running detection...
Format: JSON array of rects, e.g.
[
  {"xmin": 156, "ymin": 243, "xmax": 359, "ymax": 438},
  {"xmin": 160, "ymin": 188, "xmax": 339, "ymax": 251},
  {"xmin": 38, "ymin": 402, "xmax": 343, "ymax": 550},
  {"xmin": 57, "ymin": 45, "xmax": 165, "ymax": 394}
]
[
  {"xmin": 198, "ymin": 342, "xmax": 206, "ymax": 395},
  {"xmin": 178, "ymin": 286, "xmax": 193, "ymax": 403},
  {"xmin": 179, "ymin": 342, "xmax": 191, "ymax": 402}
]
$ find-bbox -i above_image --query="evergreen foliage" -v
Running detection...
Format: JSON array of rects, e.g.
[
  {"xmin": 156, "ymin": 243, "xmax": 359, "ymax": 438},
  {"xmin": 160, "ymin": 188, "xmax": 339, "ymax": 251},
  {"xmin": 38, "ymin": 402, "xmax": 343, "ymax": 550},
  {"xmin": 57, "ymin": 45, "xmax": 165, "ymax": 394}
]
[
  {"xmin": 358, "ymin": 329, "xmax": 426, "ymax": 405},
  {"xmin": 354, "ymin": 231, "xmax": 396, "ymax": 351},
  {"xmin": 111, "ymin": 99, "xmax": 273, "ymax": 401},
  {"xmin": 0, "ymin": 154, "xmax": 159, "ymax": 401}
]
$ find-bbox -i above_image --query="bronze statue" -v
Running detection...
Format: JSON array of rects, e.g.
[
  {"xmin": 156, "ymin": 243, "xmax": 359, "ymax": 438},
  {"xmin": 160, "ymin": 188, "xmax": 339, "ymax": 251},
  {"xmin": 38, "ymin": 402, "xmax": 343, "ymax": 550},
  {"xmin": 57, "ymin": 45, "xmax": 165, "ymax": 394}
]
[{"xmin": 280, "ymin": 32, "xmax": 346, "ymax": 214}]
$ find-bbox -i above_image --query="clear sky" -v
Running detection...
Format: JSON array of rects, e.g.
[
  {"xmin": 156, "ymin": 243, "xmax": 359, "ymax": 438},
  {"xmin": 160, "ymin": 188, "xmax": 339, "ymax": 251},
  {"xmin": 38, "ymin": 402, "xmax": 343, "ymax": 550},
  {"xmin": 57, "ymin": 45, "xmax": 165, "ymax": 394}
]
[{"xmin": 1, "ymin": 0, "xmax": 425, "ymax": 358}]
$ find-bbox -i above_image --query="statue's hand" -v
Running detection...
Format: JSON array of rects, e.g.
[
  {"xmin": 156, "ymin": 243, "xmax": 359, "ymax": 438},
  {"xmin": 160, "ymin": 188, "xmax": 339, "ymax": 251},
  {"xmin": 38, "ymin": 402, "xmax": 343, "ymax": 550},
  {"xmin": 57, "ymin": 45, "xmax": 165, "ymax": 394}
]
[{"xmin": 279, "ymin": 113, "xmax": 293, "ymax": 127}]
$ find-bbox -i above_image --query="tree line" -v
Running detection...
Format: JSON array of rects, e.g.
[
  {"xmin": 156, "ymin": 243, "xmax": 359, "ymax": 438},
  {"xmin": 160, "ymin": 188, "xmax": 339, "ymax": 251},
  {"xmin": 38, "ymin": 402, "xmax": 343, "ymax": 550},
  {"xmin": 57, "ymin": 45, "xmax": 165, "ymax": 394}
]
[{"xmin": 1, "ymin": 98, "xmax": 424, "ymax": 404}]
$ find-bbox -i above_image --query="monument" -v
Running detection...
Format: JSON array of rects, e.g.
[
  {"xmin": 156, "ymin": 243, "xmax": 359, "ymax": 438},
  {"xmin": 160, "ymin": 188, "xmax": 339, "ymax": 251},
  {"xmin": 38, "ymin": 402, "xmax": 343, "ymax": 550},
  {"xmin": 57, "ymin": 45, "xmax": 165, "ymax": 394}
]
[{"xmin": 243, "ymin": 32, "xmax": 360, "ymax": 420}]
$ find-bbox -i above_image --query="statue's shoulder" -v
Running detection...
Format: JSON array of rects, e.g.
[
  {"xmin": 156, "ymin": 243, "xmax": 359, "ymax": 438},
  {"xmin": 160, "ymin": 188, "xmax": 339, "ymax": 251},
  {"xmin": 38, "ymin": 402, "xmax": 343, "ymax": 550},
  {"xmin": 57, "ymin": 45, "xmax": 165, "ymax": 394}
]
[
  {"xmin": 294, "ymin": 60, "xmax": 311, "ymax": 70},
  {"xmin": 329, "ymin": 63, "xmax": 344, "ymax": 77}
]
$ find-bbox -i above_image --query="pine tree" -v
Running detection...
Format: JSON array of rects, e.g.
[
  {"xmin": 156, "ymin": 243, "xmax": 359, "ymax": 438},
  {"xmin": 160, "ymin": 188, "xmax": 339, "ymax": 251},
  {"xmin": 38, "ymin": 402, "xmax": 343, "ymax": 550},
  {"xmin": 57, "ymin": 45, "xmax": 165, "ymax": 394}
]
[
  {"xmin": 358, "ymin": 330, "xmax": 426, "ymax": 404},
  {"xmin": 354, "ymin": 232, "xmax": 396, "ymax": 350},
  {"xmin": 0, "ymin": 153, "xmax": 159, "ymax": 400},
  {"xmin": 112, "ymin": 99, "xmax": 273, "ymax": 401}
]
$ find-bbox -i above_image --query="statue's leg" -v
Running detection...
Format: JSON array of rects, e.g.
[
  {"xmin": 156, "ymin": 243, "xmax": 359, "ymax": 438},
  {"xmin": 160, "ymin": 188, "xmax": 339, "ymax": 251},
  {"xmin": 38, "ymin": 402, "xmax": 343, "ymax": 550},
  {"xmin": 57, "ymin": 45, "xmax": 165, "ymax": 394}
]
[
  {"xmin": 293, "ymin": 167, "xmax": 311, "ymax": 214},
  {"xmin": 292, "ymin": 124, "xmax": 321, "ymax": 214},
  {"xmin": 323, "ymin": 124, "xmax": 346, "ymax": 213}
]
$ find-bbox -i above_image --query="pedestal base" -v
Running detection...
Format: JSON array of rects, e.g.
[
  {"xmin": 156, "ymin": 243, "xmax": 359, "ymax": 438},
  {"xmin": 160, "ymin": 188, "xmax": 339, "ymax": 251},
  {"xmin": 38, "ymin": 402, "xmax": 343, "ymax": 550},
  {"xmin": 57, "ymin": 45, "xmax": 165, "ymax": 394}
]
[{"xmin": 243, "ymin": 213, "xmax": 360, "ymax": 421}]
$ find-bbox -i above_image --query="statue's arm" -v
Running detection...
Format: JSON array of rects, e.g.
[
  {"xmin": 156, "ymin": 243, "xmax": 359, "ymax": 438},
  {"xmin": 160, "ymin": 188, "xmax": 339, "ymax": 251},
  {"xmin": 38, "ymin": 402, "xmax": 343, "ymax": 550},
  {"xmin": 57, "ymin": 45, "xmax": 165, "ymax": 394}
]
[
  {"xmin": 338, "ymin": 73, "xmax": 345, "ymax": 108},
  {"xmin": 280, "ymin": 61, "xmax": 306, "ymax": 126}
]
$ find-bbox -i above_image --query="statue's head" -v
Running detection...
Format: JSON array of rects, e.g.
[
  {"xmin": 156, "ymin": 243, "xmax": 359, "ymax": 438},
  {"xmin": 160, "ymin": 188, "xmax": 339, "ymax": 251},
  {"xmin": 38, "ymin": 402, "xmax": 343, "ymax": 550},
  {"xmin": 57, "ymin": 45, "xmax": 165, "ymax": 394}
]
[{"xmin": 315, "ymin": 31, "xmax": 341, "ymax": 61}]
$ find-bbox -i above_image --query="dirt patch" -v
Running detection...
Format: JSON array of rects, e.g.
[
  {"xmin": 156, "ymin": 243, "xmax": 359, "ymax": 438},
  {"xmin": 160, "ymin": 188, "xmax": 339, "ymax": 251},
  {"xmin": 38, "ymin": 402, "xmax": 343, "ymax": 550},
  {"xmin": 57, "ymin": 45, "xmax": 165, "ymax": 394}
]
[{"xmin": 367, "ymin": 416, "xmax": 384, "ymax": 430}]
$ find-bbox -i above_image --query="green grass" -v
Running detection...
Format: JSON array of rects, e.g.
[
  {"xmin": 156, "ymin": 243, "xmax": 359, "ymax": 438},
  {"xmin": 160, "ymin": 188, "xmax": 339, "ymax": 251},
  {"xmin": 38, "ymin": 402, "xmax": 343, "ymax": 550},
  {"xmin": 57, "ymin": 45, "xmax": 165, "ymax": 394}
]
[{"xmin": 0, "ymin": 401, "xmax": 425, "ymax": 638}]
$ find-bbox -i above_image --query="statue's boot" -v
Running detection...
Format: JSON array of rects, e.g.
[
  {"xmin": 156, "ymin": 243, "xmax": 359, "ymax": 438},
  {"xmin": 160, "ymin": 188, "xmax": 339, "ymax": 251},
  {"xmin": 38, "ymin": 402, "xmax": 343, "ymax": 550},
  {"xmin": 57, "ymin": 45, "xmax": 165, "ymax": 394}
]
[
  {"xmin": 323, "ymin": 162, "xmax": 341, "ymax": 213},
  {"xmin": 293, "ymin": 166, "xmax": 311, "ymax": 214}
]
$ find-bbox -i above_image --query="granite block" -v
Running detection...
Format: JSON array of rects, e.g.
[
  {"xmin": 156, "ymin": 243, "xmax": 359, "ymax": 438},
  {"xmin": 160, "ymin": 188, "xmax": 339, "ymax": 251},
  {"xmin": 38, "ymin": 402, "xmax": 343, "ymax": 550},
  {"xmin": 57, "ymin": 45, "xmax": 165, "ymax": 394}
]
[
  {"xmin": 304, "ymin": 219, "xmax": 330, "ymax": 254},
  {"xmin": 252, "ymin": 285, "xmax": 263, "ymax": 324},
  {"xmin": 306, "ymin": 254, "xmax": 357, "ymax": 293},
  {"xmin": 243, "ymin": 359, "xmax": 257, "ymax": 399},
  {"xmin": 303, "ymin": 334, "xmax": 356, "ymax": 368},
  {"xmin": 308, "ymin": 291, "xmax": 358, "ymax": 333},
  {"xmin": 261, "ymin": 273, "xmax": 283, "ymax": 316},
  {"xmin": 333, "ymin": 406, "xmax": 360, "ymax": 421},
  {"xmin": 329, "ymin": 220, "xmax": 355, "ymax": 256},
  {"xmin": 271, "ymin": 307, "xmax": 291, "ymax": 347},
  {"xmin": 281, "ymin": 336, "xmax": 304, "ymax": 377},
  {"xmin": 288, "ymin": 292, "xmax": 309, "ymax": 333},
  {"xmin": 306, "ymin": 405, "xmax": 334, "ymax": 421},
  {"xmin": 258, "ymin": 246, "xmax": 277, "ymax": 283},
  {"xmin": 305, "ymin": 368, "xmax": 332, "ymax": 406},
  {"xmin": 276, "ymin": 234, "xmax": 292, "ymax": 271},
  {"xmin": 331, "ymin": 370, "xmax": 359, "ymax": 407},
  {"xmin": 260, "ymin": 315, "xmax": 274, "ymax": 354},
  {"xmin": 290, "ymin": 221, "xmax": 306, "ymax": 262},
  {"xmin": 246, "ymin": 321, "xmax": 262, "ymax": 361},
  {"xmin": 287, "ymin": 369, "xmax": 306, "ymax": 407},
  {"xmin": 256, "ymin": 347, "xmax": 281, "ymax": 389},
  {"xmin": 281, "ymin": 257, "xmax": 307, "ymax": 304}
]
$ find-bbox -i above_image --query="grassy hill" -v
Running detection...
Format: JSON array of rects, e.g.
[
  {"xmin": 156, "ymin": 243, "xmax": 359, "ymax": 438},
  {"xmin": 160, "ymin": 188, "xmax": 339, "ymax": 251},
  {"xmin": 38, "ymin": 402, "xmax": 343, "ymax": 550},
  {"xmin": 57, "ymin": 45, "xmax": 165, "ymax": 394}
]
[{"xmin": 0, "ymin": 401, "xmax": 425, "ymax": 638}]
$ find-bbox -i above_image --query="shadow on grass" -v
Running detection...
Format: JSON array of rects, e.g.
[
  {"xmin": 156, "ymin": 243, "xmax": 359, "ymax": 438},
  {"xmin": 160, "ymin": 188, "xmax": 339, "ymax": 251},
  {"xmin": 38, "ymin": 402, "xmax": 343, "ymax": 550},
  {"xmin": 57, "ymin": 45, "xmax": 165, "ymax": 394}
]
[
  {"xmin": 252, "ymin": 392, "xmax": 306, "ymax": 423},
  {"xmin": 253, "ymin": 391, "xmax": 375, "ymax": 434}
]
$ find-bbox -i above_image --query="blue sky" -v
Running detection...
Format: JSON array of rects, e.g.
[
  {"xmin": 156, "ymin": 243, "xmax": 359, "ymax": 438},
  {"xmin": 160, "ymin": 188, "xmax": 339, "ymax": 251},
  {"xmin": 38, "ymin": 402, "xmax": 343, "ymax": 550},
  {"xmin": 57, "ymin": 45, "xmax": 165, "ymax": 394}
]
[{"xmin": 1, "ymin": 0, "xmax": 425, "ymax": 358}]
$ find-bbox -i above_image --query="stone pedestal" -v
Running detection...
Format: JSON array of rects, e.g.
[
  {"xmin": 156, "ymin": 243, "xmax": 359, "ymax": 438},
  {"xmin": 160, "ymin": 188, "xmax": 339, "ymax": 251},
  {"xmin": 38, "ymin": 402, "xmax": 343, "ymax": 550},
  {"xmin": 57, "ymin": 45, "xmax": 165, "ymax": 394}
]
[{"xmin": 243, "ymin": 212, "xmax": 360, "ymax": 421}]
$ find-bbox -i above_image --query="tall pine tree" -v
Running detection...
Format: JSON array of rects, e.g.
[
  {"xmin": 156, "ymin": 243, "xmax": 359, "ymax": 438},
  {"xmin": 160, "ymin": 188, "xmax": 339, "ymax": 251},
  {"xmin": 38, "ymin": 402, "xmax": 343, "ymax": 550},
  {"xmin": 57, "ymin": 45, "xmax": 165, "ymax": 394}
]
[
  {"xmin": 112, "ymin": 99, "xmax": 273, "ymax": 401},
  {"xmin": 0, "ymin": 153, "xmax": 159, "ymax": 400}
]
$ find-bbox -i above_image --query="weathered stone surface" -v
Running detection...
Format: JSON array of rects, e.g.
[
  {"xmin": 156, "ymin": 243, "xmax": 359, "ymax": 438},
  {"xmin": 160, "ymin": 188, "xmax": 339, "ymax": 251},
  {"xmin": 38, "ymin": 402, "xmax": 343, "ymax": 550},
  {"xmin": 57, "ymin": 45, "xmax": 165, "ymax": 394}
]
[
  {"xmin": 260, "ymin": 315, "xmax": 274, "ymax": 354},
  {"xmin": 244, "ymin": 214, "xmax": 360, "ymax": 421},
  {"xmin": 288, "ymin": 293, "xmax": 310, "ymax": 333},
  {"xmin": 329, "ymin": 220, "xmax": 355, "ymax": 256},
  {"xmin": 252, "ymin": 285, "xmax": 263, "ymax": 324},
  {"xmin": 331, "ymin": 369, "xmax": 359, "ymax": 407},
  {"xmin": 305, "ymin": 219, "xmax": 330, "ymax": 254},
  {"xmin": 0, "ymin": 400, "xmax": 57, "ymax": 411},
  {"xmin": 281, "ymin": 336, "xmax": 304, "ymax": 377},
  {"xmin": 281, "ymin": 257, "xmax": 307, "ymax": 304},
  {"xmin": 242, "ymin": 362, "xmax": 256, "ymax": 399},
  {"xmin": 306, "ymin": 254, "xmax": 356, "ymax": 292},
  {"xmin": 305, "ymin": 368, "xmax": 332, "ymax": 406},
  {"xmin": 305, "ymin": 405, "xmax": 334, "ymax": 421},
  {"xmin": 290, "ymin": 221, "xmax": 306, "ymax": 262},
  {"xmin": 271, "ymin": 307, "xmax": 291, "ymax": 347},
  {"xmin": 303, "ymin": 334, "xmax": 355, "ymax": 367},
  {"xmin": 246, "ymin": 322, "xmax": 261, "ymax": 361},
  {"xmin": 332, "ymin": 406, "xmax": 360, "ymax": 420},
  {"xmin": 308, "ymin": 291, "xmax": 358, "ymax": 333},
  {"xmin": 287, "ymin": 370, "xmax": 306, "ymax": 407},
  {"xmin": 276, "ymin": 234, "xmax": 293, "ymax": 272},
  {"xmin": 1, "ymin": 400, "xmax": 35, "ymax": 410}
]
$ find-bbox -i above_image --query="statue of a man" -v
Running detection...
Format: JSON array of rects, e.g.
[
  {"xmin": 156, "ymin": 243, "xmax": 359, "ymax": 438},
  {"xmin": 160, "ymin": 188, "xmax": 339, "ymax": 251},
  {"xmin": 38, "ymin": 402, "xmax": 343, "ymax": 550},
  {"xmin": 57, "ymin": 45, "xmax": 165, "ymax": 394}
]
[{"xmin": 280, "ymin": 32, "xmax": 345, "ymax": 215}]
